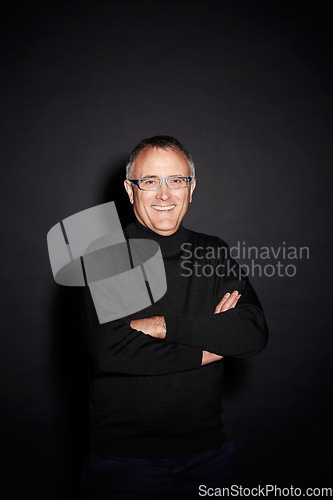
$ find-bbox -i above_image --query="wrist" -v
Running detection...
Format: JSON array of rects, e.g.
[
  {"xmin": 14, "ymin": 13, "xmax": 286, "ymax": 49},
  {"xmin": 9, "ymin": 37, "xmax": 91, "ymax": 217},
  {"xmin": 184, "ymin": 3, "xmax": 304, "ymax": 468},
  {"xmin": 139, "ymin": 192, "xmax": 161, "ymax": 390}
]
[{"xmin": 158, "ymin": 316, "xmax": 166, "ymax": 339}]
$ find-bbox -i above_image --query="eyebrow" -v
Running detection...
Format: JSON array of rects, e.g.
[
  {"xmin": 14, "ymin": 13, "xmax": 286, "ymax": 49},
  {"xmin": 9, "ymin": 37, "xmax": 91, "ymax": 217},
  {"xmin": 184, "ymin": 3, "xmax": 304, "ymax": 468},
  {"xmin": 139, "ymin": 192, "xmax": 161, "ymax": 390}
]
[{"xmin": 139, "ymin": 173, "xmax": 185, "ymax": 178}]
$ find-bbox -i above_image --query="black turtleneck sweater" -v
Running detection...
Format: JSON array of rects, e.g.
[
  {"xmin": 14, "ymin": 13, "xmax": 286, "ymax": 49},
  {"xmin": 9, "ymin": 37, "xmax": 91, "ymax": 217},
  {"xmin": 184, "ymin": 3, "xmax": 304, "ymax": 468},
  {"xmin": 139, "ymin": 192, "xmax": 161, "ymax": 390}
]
[{"xmin": 81, "ymin": 220, "xmax": 268, "ymax": 458}]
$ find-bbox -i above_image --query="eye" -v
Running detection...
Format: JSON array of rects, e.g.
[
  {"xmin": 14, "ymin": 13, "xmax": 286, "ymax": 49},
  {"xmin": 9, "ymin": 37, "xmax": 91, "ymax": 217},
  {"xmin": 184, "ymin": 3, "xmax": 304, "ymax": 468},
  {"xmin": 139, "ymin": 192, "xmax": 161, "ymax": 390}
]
[
  {"xmin": 142, "ymin": 178, "xmax": 158, "ymax": 185},
  {"xmin": 170, "ymin": 177, "xmax": 187, "ymax": 186}
]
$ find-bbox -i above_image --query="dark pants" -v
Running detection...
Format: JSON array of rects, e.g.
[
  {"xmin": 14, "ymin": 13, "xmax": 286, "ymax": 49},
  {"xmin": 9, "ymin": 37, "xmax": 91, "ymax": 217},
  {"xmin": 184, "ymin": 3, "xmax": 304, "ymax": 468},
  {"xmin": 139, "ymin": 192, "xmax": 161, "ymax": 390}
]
[{"xmin": 80, "ymin": 440, "xmax": 237, "ymax": 500}]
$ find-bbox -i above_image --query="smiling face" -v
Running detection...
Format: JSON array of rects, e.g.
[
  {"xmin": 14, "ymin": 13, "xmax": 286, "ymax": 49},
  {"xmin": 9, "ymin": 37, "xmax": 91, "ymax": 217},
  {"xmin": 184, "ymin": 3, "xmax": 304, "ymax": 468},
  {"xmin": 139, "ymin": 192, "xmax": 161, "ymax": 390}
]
[{"xmin": 124, "ymin": 147, "xmax": 196, "ymax": 236}]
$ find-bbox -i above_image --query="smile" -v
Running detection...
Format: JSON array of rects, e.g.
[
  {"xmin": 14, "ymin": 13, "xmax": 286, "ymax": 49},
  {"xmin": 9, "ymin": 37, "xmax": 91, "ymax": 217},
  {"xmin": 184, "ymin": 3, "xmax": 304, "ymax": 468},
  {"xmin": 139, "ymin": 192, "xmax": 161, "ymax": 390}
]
[{"xmin": 152, "ymin": 205, "xmax": 176, "ymax": 211}]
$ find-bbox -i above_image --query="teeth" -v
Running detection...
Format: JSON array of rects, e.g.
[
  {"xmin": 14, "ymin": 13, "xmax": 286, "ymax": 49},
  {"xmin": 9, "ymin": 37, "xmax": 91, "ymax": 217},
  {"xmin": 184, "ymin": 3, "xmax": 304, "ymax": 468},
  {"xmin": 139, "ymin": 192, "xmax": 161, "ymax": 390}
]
[{"xmin": 152, "ymin": 205, "xmax": 175, "ymax": 211}]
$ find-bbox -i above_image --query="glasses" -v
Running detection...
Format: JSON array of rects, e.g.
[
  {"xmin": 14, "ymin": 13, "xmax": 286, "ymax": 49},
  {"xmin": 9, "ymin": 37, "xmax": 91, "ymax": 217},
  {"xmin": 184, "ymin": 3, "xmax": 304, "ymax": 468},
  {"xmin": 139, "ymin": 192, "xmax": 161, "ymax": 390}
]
[{"xmin": 130, "ymin": 176, "xmax": 193, "ymax": 191}]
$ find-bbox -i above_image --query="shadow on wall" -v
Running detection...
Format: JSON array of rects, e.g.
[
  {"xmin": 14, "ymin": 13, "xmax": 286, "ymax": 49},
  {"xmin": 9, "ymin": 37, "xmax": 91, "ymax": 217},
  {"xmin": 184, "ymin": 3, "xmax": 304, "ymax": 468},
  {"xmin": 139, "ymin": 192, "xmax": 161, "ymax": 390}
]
[
  {"xmin": 102, "ymin": 161, "xmax": 135, "ymax": 229},
  {"xmin": 51, "ymin": 286, "xmax": 89, "ymax": 499},
  {"xmin": 48, "ymin": 161, "xmax": 133, "ymax": 499}
]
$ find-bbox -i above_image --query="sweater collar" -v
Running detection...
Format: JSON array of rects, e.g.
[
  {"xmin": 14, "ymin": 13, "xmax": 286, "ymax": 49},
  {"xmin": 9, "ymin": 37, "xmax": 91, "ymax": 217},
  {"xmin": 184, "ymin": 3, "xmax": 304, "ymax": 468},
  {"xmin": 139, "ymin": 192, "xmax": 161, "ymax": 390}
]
[{"xmin": 124, "ymin": 218, "xmax": 188, "ymax": 253}]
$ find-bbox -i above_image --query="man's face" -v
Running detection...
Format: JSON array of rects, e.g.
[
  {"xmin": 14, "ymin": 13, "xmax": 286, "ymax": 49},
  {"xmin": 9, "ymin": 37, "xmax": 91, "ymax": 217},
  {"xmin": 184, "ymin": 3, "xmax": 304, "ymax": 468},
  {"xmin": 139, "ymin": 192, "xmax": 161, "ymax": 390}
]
[{"xmin": 124, "ymin": 147, "xmax": 196, "ymax": 236}]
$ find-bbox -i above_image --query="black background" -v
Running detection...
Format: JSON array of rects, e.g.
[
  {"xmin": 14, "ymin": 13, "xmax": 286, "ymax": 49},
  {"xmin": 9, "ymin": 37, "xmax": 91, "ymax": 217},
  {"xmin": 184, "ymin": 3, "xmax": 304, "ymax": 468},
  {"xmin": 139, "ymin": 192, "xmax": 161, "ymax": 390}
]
[{"xmin": 1, "ymin": 1, "xmax": 332, "ymax": 498}]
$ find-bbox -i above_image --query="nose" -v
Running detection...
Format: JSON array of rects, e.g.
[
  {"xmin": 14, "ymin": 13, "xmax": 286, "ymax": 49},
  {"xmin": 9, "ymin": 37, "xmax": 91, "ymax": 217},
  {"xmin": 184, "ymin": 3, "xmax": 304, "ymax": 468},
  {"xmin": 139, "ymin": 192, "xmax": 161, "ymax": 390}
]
[{"xmin": 156, "ymin": 179, "xmax": 172, "ymax": 200}]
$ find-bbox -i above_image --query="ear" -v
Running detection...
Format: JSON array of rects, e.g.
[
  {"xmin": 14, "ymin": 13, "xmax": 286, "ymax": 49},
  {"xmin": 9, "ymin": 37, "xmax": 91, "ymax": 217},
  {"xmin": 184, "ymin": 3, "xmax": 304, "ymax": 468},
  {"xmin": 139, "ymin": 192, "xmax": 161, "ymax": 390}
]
[
  {"xmin": 124, "ymin": 180, "xmax": 134, "ymax": 204},
  {"xmin": 189, "ymin": 178, "xmax": 196, "ymax": 203}
]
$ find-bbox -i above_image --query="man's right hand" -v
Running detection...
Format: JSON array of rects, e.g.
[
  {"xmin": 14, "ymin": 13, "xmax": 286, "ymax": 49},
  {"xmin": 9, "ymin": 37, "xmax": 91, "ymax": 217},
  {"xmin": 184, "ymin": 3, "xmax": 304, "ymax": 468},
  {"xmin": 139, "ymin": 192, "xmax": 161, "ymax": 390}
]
[
  {"xmin": 201, "ymin": 290, "xmax": 241, "ymax": 366},
  {"xmin": 201, "ymin": 350, "xmax": 224, "ymax": 365}
]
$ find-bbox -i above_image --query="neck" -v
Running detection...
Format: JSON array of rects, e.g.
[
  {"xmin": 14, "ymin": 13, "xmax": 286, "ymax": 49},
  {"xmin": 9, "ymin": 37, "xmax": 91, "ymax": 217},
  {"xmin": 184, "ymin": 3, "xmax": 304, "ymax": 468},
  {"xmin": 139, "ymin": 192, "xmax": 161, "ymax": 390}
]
[{"xmin": 124, "ymin": 218, "xmax": 188, "ymax": 254}]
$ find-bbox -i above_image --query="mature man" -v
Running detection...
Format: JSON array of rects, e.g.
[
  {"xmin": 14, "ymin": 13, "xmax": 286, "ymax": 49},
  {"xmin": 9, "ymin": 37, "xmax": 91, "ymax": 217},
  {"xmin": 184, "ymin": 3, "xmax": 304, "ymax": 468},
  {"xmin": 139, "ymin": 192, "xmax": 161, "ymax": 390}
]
[{"xmin": 80, "ymin": 136, "xmax": 268, "ymax": 499}]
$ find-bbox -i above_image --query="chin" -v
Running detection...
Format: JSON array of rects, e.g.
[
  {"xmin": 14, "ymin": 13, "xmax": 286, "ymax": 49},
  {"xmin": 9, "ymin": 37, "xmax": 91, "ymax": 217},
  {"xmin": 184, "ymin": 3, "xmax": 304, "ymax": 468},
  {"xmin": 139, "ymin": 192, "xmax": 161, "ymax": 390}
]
[{"xmin": 152, "ymin": 220, "xmax": 179, "ymax": 234}]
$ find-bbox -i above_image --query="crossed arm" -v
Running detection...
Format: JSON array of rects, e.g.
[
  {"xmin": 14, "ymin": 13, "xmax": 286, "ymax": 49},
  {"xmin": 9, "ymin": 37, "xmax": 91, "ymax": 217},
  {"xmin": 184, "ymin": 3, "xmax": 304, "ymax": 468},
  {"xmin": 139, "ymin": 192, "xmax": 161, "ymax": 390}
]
[
  {"xmin": 82, "ymin": 273, "xmax": 267, "ymax": 376},
  {"xmin": 81, "ymin": 287, "xmax": 243, "ymax": 376},
  {"xmin": 130, "ymin": 291, "xmax": 242, "ymax": 366}
]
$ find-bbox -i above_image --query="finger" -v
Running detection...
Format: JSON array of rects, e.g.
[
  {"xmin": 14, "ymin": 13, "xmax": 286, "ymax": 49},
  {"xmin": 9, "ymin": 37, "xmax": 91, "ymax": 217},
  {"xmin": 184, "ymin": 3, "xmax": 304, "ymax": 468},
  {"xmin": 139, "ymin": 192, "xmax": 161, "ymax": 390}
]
[
  {"xmin": 214, "ymin": 293, "xmax": 230, "ymax": 314},
  {"xmin": 215, "ymin": 291, "xmax": 240, "ymax": 313},
  {"xmin": 220, "ymin": 291, "xmax": 241, "ymax": 312},
  {"xmin": 214, "ymin": 293, "xmax": 230, "ymax": 313}
]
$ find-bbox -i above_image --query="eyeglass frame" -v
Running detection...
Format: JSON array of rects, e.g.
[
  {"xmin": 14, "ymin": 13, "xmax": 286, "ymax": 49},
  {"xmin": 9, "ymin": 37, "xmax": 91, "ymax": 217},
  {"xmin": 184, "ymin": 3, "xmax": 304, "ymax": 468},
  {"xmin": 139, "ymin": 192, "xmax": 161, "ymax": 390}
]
[{"xmin": 129, "ymin": 176, "xmax": 193, "ymax": 191}]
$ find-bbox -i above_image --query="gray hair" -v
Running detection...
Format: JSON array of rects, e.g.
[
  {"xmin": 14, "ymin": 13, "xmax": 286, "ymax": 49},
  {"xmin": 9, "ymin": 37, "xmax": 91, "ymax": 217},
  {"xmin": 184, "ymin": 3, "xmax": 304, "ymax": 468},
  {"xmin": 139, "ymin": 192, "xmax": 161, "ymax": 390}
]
[{"xmin": 125, "ymin": 135, "xmax": 195, "ymax": 180}]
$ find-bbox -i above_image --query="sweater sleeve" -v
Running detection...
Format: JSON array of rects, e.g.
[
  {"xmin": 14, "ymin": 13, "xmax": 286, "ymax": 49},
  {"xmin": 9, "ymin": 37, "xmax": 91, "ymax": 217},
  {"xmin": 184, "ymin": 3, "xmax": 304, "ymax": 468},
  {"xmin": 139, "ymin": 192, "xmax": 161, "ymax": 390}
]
[
  {"xmin": 80, "ymin": 287, "xmax": 202, "ymax": 376},
  {"xmin": 165, "ymin": 242, "xmax": 269, "ymax": 358}
]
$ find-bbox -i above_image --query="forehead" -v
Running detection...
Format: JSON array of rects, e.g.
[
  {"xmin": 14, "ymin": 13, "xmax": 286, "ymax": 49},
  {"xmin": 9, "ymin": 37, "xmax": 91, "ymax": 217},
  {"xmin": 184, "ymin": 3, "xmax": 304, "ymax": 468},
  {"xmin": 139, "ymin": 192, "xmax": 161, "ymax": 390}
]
[{"xmin": 133, "ymin": 147, "xmax": 190, "ymax": 177}]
